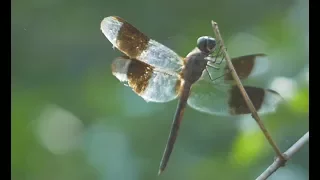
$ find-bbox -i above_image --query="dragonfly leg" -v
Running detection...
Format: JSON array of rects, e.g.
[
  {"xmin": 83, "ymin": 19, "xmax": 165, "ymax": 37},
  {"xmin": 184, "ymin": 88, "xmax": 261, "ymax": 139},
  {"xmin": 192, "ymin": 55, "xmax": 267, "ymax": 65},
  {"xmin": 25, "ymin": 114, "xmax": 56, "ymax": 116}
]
[
  {"xmin": 205, "ymin": 67, "xmax": 214, "ymax": 81},
  {"xmin": 214, "ymin": 47, "xmax": 227, "ymax": 65},
  {"xmin": 206, "ymin": 63, "xmax": 220, "ymax": 70},
  {"xmin": 211, "ymin": 68, "xmax": 234, "ymax": 82}
]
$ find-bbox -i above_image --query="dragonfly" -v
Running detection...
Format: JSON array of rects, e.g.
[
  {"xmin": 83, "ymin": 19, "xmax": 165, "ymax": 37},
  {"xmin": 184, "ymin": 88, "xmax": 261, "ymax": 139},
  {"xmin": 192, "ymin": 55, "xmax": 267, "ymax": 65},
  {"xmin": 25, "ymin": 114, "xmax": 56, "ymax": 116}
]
[{"xmin": 100, "ymin": 16, "xmax": 283, "ymax": 175}]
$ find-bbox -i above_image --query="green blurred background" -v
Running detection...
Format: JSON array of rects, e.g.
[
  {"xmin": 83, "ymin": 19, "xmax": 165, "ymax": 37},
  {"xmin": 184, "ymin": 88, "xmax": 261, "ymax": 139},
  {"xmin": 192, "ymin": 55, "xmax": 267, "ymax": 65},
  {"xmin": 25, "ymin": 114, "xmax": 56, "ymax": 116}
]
[{"xmin": 12, "ymin": 0, "xmax": 309, "ymax": 179}]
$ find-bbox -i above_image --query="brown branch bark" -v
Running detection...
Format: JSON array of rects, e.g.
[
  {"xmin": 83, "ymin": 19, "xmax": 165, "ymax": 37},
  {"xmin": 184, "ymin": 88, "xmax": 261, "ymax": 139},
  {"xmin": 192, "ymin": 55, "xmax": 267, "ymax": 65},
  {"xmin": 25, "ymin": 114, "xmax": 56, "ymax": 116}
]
[{"xmin": 210, "ymin": 21, "xmax": 285, "ymax": 161}]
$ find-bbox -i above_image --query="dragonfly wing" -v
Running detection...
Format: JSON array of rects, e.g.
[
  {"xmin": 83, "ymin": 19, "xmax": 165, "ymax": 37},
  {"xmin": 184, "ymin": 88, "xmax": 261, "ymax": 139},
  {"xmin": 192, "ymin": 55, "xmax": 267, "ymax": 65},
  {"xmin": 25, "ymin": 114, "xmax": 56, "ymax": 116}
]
[
  {"xmin": 101, "ymin": 16, "xmax": 184, "ymax": 71},
  {"xmin": 187, "ymin": 79, "xmax": 283, "ymax": 116},
  {"xmin": 112, "ymin": 56, "xmax": 181, "ymax": 103}
]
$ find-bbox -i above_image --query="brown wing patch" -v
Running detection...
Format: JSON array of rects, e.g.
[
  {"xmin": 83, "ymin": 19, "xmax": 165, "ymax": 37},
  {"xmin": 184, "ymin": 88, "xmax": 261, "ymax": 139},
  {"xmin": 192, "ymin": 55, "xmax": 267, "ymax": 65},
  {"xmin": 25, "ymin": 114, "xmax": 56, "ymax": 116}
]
[
  {"xmin": 224, "ymin": 54, "xmax": 266, "ymax": 81},
  {"xmin": 114, "ymin": 17, "xmax": 150, "ymax": 58},
  {"xmin": 126, "ymin": 58, "xmax": 154, "ymax": 95},
  {"xmin": 228, "ymin": 86, "xmax": 265, "ymax": 115}
]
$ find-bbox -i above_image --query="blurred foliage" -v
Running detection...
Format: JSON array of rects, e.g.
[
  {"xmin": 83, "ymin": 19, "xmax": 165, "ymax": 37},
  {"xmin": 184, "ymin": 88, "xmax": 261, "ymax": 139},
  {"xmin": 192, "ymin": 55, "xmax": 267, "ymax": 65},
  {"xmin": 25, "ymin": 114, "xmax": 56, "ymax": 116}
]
[{"xmin": 12, "ymin": 0, "xmax": 308, "ymax": 179}]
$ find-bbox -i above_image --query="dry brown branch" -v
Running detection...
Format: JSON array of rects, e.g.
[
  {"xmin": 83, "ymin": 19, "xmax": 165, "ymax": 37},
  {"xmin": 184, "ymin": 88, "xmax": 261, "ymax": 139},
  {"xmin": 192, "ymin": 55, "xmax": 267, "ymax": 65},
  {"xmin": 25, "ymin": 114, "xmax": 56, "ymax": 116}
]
[{"xmin": 210, "ymin": 21, "xmax": 285, "ymax": 161}]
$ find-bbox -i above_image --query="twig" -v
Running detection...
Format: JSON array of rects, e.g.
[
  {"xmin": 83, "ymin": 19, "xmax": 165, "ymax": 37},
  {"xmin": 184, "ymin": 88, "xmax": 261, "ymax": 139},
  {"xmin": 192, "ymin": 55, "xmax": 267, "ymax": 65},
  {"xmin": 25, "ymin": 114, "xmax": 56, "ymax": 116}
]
[
  {"xmin": 256, "ymin": 131, "xmax": 309, "ymax": 180},
  {"xmin": 210, "ymin": 21, "xmax": 285, "ymax": 161}
]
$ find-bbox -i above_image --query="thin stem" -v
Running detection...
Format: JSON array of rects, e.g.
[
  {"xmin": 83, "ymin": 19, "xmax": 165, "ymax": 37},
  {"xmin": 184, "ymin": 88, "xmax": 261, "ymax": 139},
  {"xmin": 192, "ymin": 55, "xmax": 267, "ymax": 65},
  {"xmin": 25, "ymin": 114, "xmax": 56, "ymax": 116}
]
[
  {"xmin": 211, "ymin": 21, "xmax": 285, "ymax": 161},
  {"xmin": 256, "ymin": 132, "xmax": 309, "ymax": 180}
]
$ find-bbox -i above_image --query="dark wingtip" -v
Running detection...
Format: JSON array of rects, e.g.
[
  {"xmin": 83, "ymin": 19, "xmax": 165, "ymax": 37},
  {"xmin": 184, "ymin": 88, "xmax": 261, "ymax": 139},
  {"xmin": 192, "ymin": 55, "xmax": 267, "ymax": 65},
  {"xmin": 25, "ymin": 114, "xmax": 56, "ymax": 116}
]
[{"xmin": 266, "ymin": 89, "xmax": 286, "ymax": 102}]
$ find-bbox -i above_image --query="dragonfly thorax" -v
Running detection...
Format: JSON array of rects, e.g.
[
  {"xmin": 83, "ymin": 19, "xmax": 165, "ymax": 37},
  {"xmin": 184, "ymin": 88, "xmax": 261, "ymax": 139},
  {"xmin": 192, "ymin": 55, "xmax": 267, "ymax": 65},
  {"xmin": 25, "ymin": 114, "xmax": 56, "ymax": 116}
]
[{"xmin": 182, "ymin": 52, "xmax": 208, "ymax": 85}]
